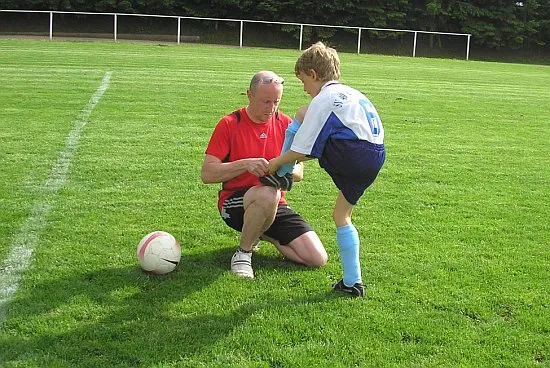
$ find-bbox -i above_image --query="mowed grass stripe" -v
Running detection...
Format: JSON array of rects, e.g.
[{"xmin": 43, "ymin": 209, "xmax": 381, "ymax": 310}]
[
  {"xmin": 0, "ymin": 64, "xmax": 109, "ymax": 250},
  {"xmin": 0, "ymin": 72, "xmax": 112, "ymax": 328}
]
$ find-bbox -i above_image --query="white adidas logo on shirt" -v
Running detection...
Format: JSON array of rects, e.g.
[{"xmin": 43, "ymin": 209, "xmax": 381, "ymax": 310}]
[{"xmin": 259, "ymin": 132, "xmax": 267, "ymax": 139}]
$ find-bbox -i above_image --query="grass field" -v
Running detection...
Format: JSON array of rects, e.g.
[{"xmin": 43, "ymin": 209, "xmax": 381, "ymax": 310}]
[{"xmin": 0, "ymin": 39, "xmax": 549, "ymax": 367}]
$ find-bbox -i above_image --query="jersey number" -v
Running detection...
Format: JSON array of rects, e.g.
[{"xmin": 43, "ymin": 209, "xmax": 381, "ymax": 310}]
[{"xmin": 359, "ymin": 99, "xmax": 381, "ymax": 136}]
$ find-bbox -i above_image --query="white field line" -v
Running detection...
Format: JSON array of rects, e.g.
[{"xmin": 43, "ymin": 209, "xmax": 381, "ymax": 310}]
[{"xmin": 0, "ymin": 71, "xmax": 112, "ymax": 328}]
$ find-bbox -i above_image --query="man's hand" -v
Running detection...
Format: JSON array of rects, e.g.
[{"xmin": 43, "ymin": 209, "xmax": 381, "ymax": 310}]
[
  {"xmin": 292, "ymin": 162, "xmax": 304, "ymax": 182},
  {"xmin": 201, "ymin": 155, "xmax": 269, "ymax": 184},
  {"xmin": 246, "ymin": 158, "xmax": 269, "ymax": 177}
]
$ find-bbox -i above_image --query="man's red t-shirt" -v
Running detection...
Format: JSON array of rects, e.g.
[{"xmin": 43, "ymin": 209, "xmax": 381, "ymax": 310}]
[{"xmin": 205, "ymin": 107, "xmax": 292, "ymax": 211}]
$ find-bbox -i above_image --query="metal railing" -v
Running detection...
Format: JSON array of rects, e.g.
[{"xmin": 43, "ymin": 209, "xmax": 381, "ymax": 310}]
[{"xmin": 0, "ymin": 9, "xmax": 472, "ymax": 60}]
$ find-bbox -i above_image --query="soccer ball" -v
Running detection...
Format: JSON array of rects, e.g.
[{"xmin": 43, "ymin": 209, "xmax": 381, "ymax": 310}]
[{"xmin": 136, "ymin": 231, "xmax": 181, "ymax": 274}]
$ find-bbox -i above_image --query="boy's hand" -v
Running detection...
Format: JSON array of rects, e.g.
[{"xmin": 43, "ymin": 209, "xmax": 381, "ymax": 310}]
[
  {"xmin": 267, "ymin": 158, "xmax": 281, "ymax": 175},
  {"xmin": 268, "ymin": 151, "xmax": 308, "ymax": 174}
]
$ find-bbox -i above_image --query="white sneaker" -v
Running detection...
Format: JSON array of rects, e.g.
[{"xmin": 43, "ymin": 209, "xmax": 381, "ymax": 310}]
[{"xmin": 231, "ymin": 249, "xmax": 254, "ymax": 279}]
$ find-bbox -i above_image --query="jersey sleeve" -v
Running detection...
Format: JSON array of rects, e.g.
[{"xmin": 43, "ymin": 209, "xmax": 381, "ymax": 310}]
[
  {"xmin": 290, "ymin": 97, "xmax": 332, "ymax": 158},
  {"xmin": 205, "ymin": 116, "xmax": 233, "ymax": 162}
]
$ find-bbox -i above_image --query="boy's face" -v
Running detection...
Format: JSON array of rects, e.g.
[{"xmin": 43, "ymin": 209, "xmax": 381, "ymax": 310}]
[{"xmin": 296, "ymin": 71, "xmax": 323, "ymax": 98}]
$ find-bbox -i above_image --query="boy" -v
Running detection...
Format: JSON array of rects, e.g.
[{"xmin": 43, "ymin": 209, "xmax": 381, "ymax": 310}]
[{"xmin": 264, "ymin": 42, "xmax": 385, "ymax": 297}]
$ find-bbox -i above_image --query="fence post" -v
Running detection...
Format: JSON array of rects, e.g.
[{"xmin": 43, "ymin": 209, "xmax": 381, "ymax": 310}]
[
  {"xmin": 357, "ymin": 28, "xmax": 361, "ymax": 54},
  {"xmin": 114, "ymin": 14, "xmax": 117, "ymax": 42},
  {"xmin": 49, "ymin": 11, "xmax": 53, "ymax": 40},
  {"xmin": 466, "ymin": 34, "xmax": 471, "ymax": 60},
  {"xmin": 299, "ymin": 24, "xmax": 303, "ymax": 51},
  {"xmin": 239, "ymin": 21, "xmax": 243, "ymax": 48},
  {"xmin": 413, "ymin": 31, "xmax": 417, "ymax": 57},
  {"xmin": 177, "ymin": 17, "xmax": 181, "ymax": 44}
]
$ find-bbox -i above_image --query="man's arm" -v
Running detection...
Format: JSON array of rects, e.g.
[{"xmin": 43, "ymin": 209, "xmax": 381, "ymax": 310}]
[
  {"xmin": 292, "ymin": 161, "xmax": 304, "ymax": 182},
  {"xmin": 200, "ymin": 154, "xmax": 269, "ymax": 184}
]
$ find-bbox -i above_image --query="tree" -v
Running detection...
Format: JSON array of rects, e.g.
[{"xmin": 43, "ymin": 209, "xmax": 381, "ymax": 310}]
[{"xmin": 449, "ymin": 0, "xmax": 540, "ymax": 50}]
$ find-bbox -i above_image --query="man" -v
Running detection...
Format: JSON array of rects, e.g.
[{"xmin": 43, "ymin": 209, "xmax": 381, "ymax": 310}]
[{"xmin": 201, "ymin": 71, "xmax": 328, "ymax": 279}]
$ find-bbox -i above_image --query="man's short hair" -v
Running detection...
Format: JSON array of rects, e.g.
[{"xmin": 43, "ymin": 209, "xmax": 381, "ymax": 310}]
[{"xmin": 249, "ymin": 71, "xmax": 285, "ymax": 93}]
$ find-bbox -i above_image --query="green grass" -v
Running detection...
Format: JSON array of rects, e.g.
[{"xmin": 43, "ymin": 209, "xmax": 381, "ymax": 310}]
[{"xmin": 0, "ymin": 39, "xmax": 549, "ymax": 367}]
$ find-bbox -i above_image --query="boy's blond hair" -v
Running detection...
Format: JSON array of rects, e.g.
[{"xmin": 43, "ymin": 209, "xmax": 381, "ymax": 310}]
[{"xmin": 295, "ymin": 41, "xmax": 341, "ymax": 82}]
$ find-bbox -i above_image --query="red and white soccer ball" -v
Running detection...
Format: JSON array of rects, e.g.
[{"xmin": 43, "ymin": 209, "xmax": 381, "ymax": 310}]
[{"xmin": 136, "ymin": 231, "xmax": 181, "ymax": 274}]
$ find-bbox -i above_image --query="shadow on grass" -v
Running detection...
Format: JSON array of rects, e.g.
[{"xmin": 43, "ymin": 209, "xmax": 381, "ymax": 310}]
[{"xmin": 1, "ymin": 246, "xmax": 334, "ymax": 367}]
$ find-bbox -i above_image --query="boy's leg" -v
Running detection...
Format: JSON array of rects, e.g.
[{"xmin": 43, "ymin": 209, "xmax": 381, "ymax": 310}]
[
  {"xmin": 277, "ymin": 119, "xmax": 301, "ymax": 176},
  {"xmin": 332, "ymin": 192, "xmax": 365, "ymax": 297},
  {"xmin": 260, "ymin": 118, "xmax": 301, "ymax": 190},
  {"xmin": 337, "ymin": 224, "xmax": 361, "ymax": 285}
]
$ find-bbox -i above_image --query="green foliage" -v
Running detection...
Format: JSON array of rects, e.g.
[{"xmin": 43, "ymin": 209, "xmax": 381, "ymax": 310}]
[
  {"xmin": 448, "ymin": 0, "xmax": 543, "ymax": 49},
  {"xmin": 1, "ymin": 0, "xmax": 549, "ymax": 51}
]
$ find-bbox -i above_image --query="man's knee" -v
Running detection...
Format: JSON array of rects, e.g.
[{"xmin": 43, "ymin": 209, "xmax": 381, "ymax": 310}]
[
  {"xmin": 290, "ymin": 232, "xmax": 328, "ymax": 268},
  {"xmin": 244, "ymin": 185, "xmax": 280, "ymax": 209},
  {"xmin": 308, "ymin": 249, "xmax": 328, "ymax": 268}
]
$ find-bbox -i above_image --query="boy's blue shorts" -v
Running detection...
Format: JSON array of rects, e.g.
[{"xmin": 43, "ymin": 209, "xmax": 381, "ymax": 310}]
[{"xmin": 318, "ymin": 139, "xmax": 385, "ymax": 205}]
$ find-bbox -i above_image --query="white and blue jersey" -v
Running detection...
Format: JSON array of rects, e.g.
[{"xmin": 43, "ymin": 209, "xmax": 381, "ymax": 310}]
[
  {"xmin": 292, "ymin": 81, "xmax": 385, "ymax": 205},
  {"xmin": 291, "ymin": 81, "xmax": 384, "ymax": 158}
]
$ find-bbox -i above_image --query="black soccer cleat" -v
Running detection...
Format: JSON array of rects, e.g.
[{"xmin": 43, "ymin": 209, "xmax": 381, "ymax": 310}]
[
  {"xmin": 260, "ymin": 173, "xmax": 293, "ymax": 191},
  {"xmin": 332, "ymin": 279, "xmax": 365, "ymax": 297}
]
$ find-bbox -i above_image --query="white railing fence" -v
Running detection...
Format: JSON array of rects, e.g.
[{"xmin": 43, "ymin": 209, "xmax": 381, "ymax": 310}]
[{"xmin": 0, "ymin": 9, "xmax": 472, "ymax": 60}]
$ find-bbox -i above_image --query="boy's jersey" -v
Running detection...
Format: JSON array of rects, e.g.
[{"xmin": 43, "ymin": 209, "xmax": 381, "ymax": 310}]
[
  {"xmin": 291, "ymin": 81, "xmax": 384, "ymax": 158},
  {"xmin": 205, "ymin": 107, "xmax": 291, "ymax": 210}
]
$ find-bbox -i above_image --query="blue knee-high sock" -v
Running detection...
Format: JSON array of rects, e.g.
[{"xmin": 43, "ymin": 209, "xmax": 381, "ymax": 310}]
[
  {"xmin": 277, "ymin": 119, "xmax": 301, "ymax": 176},
  {"xmin": 337, "ymin": 224, "xmax": 361, "ymax": 286}
]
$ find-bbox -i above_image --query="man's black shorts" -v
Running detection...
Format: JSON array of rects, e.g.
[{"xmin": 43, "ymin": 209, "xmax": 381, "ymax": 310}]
[{"xmin": 220, "ymin": 188, "xmax": 313, "ymax": 246}]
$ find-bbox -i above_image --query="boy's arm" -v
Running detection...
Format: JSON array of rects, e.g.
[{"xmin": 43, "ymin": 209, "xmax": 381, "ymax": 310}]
[{"xmin": 267, "ymin": 150, "xmax": 307, "ymax": 174}]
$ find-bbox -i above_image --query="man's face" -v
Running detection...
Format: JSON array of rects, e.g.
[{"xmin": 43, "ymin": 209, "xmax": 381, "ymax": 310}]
[{"xmin": 247, "ymin": 82, "xmax": 283, "ymax": 123}]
